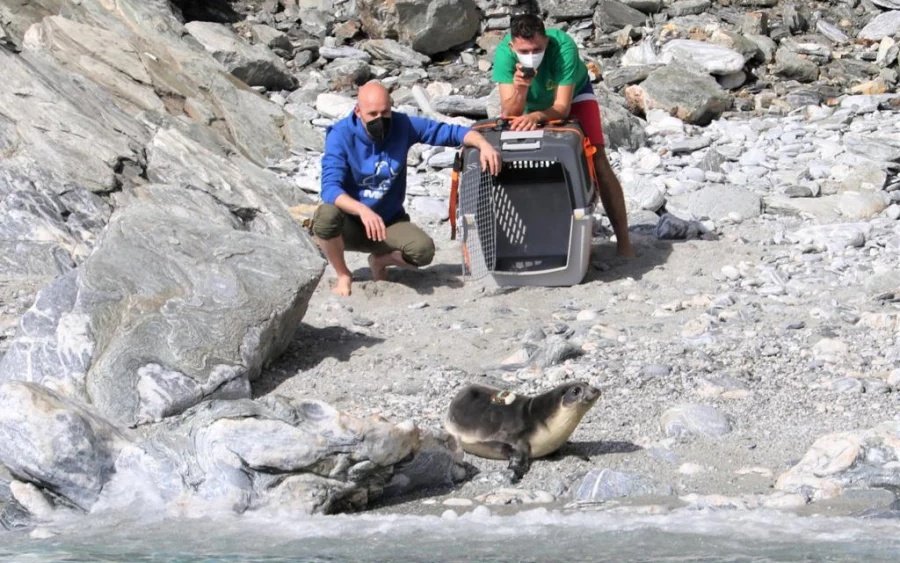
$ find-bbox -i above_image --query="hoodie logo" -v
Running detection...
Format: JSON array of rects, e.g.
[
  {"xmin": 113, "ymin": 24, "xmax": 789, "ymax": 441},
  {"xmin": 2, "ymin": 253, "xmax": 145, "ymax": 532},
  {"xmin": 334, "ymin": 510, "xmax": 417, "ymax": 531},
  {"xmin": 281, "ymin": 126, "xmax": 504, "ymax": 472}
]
[{"xmin": 360, "ymin": 160, "xmax": 398, "ymax": 201}]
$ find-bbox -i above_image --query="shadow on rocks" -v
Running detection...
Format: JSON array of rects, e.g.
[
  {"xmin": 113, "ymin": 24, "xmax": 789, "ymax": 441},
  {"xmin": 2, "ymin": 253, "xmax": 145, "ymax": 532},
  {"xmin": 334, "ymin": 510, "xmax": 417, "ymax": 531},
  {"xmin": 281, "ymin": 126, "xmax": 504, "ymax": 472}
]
[
  {"xmin": 585, "ymin": 236, "xmax": 675, "ymax": 284},
  {"xmin": 557, "ymin": 440, "xmax": 643, "ymax": 458},
  {"xmin": 252, "ymin": 324, "xmax": 384, "ymax": 396},
  {"xmin": 353, "ymin": 262, "xmax": 465, "ymax": 296},
  {"xmin": 171, "ymin": 0, "xmax": 243, "ymax": 23},
  {"xmin": 372, "ymin": 460, "xmax": 482, "ymax": 511}
]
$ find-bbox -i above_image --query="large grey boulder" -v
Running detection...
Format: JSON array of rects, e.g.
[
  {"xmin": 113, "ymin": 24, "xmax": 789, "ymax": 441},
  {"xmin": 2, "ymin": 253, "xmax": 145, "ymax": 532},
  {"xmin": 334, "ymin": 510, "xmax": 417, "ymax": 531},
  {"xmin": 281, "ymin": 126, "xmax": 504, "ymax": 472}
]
[
  {"xmin": 0, "ymin": 183, "xmax": 101, "ymax": 279},
  {"xmin": 23, "ymin": 16, "xmax": 167, "ymax": 115},
  {"xmin": 171, "ymin": 398, "xmax": 419, "ymax": 512},
  {"xmin": 360, "ymin": 38, "xmax": 433, "ymax": 68},
  {"xmin": 9, "ymin": 1, "xmax": 300, "ymax": 167},
  {"xmin": 283, "ymin": 114, "xmax": 326, "ymax": 153},
  {"xmin": 596, "ymin": 84, "xmax": 648, "ymax": 150},
  {"xmin": 0, "ymin": 381, "xmax": 462, "ymax": 515},
  {"xmin": 659, "ymin": 39, "xmax": 747, "ymax": 75},
  {"xmin": 0, "ymin": 48, "xmax": 148, "ymax": 196},
  {"xmin": 543, "ymin": 0, "xmax": 598, "ymax": 21},
  {"xmin": 859, "ymin": 10, "xmax": 900, "ymax": 41},
  {"xmin": 131, "ymin": 396, "xmax": 451, "ymax": 514},
  {"xmin": 0, "ymin": 382, "xmax": 130, "ymax": 510},
  {"xmin": 0, "ymin": 45, "xmax": 145, "ymax": 283},
  {"xmin": 0, "ymin": 182, "xmax": 323, "ymax": 427},
  {"xmin": 184, "ymin": 21, "xmax": 297, "ymax": 91},
  {"xmin": 593, "ymin": 0, "xmax": 648, "ymax": 34},
  {"xmin": 357, "ymin": 0, "xmax": 480, "ymax": 56},
  {"xmin": 624, "ymin": 63, "xmax": 732, "ymax": 125},
  {"xmin": 773, "ymin": 47, "xmax": 819, "ymax": 83},
  {"xmin": 194, "ymin": 81, "xmax": 292, "ymax": 167},
  {"xmin": 620, "ymin": 0, "xmax": 663, "ymax": 13},
  {"xmin": 0, "ymin": 0, "xmax": 318, "ymax": 289}
]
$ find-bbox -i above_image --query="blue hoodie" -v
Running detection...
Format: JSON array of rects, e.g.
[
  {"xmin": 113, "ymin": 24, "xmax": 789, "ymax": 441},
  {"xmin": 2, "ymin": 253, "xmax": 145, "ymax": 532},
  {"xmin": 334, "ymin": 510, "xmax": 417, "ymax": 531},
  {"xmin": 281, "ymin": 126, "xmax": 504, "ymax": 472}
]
[{"xmin": 320, "ymin": 112, "xmax": 469, "ymax": 223}]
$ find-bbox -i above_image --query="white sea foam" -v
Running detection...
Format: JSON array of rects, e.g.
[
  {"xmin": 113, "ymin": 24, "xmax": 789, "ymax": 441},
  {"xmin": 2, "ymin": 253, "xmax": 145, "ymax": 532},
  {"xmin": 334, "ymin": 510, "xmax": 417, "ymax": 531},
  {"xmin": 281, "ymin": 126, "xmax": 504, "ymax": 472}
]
[{"xmin": 4, "ymin": 504, "xmax": 899, "ymax": 562}]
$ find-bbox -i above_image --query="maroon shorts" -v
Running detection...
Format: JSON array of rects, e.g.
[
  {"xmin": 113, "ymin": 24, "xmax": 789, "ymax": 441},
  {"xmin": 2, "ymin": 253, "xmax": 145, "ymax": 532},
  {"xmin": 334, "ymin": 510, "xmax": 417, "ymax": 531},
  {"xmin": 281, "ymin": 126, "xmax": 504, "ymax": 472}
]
[{"xmin": 569, "ymin": 82, "xmax": 605, "ymax": 148}]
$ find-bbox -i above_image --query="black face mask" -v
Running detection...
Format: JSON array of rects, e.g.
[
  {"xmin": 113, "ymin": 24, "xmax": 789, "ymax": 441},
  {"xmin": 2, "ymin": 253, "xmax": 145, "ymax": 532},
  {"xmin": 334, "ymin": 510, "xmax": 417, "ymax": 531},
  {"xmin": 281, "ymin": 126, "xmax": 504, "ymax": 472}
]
[{"xmin": 365, "ymin": 116, "xmax": 391, "ymax": 142}]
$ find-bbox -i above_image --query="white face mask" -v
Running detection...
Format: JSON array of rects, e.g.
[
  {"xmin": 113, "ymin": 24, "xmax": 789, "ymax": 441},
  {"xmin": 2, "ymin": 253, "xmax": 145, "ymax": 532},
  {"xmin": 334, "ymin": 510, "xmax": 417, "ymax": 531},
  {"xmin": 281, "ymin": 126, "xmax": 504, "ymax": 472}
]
[{"xmin": 515, "ymin": 50, "xmax": 544, "ymax": 70}]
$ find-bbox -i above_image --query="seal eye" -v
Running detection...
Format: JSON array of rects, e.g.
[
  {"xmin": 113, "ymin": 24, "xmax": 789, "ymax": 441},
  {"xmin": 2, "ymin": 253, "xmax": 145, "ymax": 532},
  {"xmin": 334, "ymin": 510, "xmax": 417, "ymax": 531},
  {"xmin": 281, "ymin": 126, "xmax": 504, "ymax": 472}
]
[{"xmin": 564, "ymin": 386, "xmax": 582, "ymax": 404}]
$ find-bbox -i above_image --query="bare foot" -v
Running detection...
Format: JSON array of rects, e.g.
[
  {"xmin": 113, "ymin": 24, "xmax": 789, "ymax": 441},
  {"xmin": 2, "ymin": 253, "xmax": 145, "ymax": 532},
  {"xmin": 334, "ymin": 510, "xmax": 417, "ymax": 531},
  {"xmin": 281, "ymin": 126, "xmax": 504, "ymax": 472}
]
[
  {"xmin": 332, "ymin": 274, "xmax": 352, "ymax": 296},
  {"xmin": 368, "ymin": 251, "xmax": 412, "ymax": 281}
]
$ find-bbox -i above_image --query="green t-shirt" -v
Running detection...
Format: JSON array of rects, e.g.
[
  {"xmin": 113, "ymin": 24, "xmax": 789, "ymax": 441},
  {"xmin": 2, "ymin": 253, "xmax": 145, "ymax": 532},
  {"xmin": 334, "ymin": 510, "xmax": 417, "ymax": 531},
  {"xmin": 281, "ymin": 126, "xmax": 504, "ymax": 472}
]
[{"xmin": 492, "ymin": 28, "xmax": 589, "ymax": 113}]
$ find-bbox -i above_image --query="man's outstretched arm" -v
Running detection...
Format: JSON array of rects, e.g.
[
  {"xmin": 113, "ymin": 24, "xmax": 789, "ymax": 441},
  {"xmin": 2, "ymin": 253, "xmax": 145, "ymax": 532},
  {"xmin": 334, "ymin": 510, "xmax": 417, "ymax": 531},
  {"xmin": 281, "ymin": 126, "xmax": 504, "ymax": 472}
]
[
  {"xmin": 508, "ymin": 84, "xmax": 575, "ymax": 131},
  {"xmin": 462, "ymin": 130, "xmax": 501, "ymax": 176}
]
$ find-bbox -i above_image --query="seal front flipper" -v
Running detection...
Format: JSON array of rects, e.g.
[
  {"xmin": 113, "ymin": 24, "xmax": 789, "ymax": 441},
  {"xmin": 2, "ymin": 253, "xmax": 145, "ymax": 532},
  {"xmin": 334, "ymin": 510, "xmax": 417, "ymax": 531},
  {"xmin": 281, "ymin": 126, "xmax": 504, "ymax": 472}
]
[
  {"xmin": 471, "ymin": 439, "xmax": 531, "ymax": 483},
  {"xmin": 506, "ymin": 440, "xmax": 532, "ymax": 483}
]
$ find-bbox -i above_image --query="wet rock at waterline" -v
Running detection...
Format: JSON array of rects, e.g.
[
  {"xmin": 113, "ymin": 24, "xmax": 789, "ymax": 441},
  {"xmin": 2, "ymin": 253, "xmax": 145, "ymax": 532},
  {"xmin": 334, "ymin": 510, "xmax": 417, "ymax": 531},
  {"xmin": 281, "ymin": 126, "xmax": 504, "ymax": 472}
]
[
  {"xmin": 775, "ymin": 423, "xmax": 900, "ymax": 502},
  {"xmin": 0, "ymin": 383, "xmax": 461, "ymax": 516}
]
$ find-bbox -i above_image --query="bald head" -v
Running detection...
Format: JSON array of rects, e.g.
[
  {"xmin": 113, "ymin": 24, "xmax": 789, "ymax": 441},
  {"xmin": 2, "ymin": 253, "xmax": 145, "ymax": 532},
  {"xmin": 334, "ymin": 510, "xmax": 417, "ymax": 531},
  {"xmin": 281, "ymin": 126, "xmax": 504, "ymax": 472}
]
[{"xmin": 356, "ymin": 81, "xmax": 392, "ymax": 122}]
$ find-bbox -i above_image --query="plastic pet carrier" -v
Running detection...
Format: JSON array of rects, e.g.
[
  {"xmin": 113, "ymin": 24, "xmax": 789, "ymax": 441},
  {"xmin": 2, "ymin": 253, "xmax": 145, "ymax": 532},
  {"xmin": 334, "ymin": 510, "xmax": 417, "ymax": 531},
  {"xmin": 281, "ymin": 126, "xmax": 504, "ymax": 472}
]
[{"xmin": 449, "ymin": 119, "xmax": 598, "ymax": 287}]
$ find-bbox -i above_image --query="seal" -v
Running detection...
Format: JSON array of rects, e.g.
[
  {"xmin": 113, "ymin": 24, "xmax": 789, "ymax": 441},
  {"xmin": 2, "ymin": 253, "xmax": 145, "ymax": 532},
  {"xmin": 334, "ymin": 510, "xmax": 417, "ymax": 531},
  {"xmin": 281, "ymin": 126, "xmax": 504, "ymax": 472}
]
[{"xmin": 444, "ymin": 381, "xmax": 600, "ymax": 482}]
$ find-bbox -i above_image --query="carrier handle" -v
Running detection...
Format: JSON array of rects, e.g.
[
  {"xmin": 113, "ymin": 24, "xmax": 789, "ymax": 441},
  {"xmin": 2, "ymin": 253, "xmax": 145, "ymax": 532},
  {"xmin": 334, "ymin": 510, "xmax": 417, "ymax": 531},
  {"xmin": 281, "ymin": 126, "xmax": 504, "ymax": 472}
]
[{"xmin": 500, "ymin": 129, "xmax": 544, "ymax": 151}]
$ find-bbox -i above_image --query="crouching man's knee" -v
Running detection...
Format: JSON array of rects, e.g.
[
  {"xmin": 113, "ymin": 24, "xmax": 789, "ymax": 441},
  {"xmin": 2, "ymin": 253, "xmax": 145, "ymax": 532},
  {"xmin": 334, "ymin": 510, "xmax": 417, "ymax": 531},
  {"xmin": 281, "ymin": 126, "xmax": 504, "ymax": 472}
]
[
  {"xmin": 402, "ymin": 236, "xmax": 435, "ymax": 267},
  {"xmin": 312, "ymin": 204, "xmax": 343, "ymax": 239}
]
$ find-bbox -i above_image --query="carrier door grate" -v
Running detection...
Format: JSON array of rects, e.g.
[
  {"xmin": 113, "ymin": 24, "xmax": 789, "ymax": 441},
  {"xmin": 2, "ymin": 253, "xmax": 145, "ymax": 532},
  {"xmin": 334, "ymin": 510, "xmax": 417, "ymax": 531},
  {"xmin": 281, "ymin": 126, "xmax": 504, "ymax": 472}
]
[
  {"xmin": 458, "ymin": 158, "xmax": 572, "ymax": 278},
  {"xmin": 458, "ymin": 163, "xmax": 496, "ymax": 279}
]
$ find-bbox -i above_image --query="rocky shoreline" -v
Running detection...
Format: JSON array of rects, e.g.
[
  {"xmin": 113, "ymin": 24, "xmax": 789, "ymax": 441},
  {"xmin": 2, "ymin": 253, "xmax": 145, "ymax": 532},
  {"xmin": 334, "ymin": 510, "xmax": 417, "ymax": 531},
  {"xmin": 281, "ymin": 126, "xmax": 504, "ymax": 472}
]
[
  {"xmin": 1, "ymin": 0, "xmax": 899, "ymax": 531},
  {"xmin": 271, "ymin": 158, "xmax": 900, "ymax": 518}
]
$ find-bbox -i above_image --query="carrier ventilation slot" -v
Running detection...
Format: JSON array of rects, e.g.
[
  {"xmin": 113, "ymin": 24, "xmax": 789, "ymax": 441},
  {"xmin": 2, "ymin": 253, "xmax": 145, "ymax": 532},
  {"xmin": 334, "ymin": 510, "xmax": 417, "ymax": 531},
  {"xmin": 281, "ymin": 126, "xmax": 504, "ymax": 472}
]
[
  {"xmin": 506, "ymin": 160, "xmax": 557, "ymax": 169},
  {"xmin": 492, "ymin": 185, "xmax": 527, "ymax": 245}
]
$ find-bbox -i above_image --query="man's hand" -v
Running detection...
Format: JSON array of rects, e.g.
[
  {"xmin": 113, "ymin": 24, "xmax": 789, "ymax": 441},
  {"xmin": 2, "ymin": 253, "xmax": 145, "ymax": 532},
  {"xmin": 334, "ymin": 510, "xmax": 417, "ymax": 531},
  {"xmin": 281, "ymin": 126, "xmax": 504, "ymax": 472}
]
[
  {"xmin": 479, "ymin": 142, "xmax": 502, "ymax": 176},
  {"xmin": 463, "ymin": 130, "xmax": 503, "ymax": 176},
  {"xmin": 512, "ymin": 64, "xmax": 534, "ymax": 90},
  {"xmin": 509, "ymin": 112, "xmax": 541, "ymax": 131},
  {"xmin": 358, "ymin": 206, "xmax": 387, "ymax": 241}
]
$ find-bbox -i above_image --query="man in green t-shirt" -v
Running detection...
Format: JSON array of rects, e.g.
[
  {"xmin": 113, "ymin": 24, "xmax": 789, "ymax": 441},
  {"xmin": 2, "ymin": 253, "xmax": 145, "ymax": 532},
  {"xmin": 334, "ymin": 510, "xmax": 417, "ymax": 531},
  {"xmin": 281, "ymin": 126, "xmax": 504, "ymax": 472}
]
[{"xmin": 492, "ymin": 14, "xmax": 634, "ymax": 258}]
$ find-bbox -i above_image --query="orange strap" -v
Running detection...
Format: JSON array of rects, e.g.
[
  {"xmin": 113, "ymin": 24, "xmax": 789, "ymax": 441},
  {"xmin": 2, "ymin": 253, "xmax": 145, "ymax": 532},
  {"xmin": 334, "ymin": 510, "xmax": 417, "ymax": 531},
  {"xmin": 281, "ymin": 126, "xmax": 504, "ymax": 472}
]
[
  {"xmin": 448, "ymin": 161, "xmax": 460, "ymax": 240},
  {"xmin": 582, "ymin": 136, "xmax": 599, "ymax": 198}
]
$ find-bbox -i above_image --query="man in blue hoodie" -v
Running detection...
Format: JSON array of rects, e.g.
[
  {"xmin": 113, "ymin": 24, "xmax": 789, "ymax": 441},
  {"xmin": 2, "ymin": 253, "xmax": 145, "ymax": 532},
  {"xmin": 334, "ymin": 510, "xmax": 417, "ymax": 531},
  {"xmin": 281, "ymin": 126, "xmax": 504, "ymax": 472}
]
[{"xmin": 314, "ymin": 81, "xmax": 501, "ymax": 296}]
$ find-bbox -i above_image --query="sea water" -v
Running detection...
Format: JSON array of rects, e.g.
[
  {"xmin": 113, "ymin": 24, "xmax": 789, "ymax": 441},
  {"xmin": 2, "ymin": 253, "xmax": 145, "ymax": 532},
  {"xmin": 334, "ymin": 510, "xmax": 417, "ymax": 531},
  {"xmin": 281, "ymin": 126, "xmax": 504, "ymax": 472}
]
[{"xmin": 1, "ymin": 506, "xmax": 899, "ymax": 562}]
